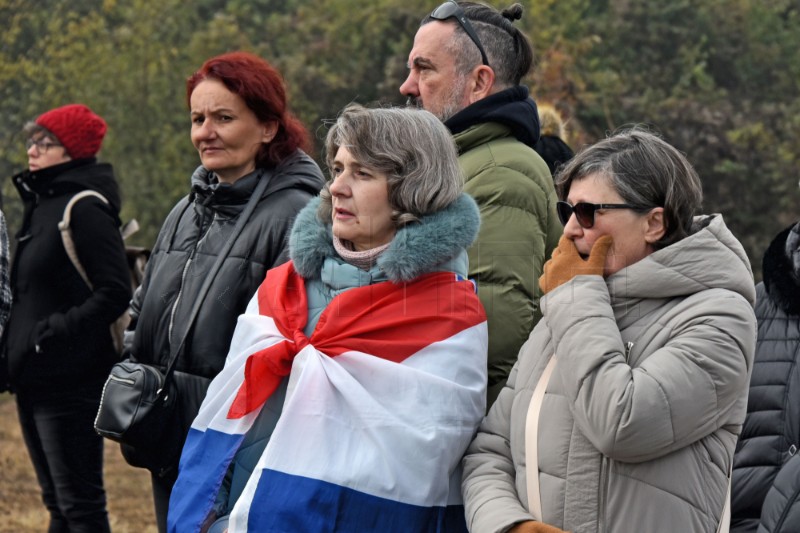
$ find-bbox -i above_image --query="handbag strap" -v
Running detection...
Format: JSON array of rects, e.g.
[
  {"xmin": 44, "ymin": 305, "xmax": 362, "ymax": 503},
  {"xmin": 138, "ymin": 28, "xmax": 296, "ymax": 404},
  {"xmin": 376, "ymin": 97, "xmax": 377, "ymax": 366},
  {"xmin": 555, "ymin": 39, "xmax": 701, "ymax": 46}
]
[
  {"xmin": 717, "ymin": 468, "xmax": 732, "ymax": 533},
  {"xmin": 159, "ymin": 170, "xmax": 273, "ymax": 390},
  {"xmin": 522, "ymin": 353, "xmax": 733, "ymax": 532},
  {"xmin": 525, "ymin": 355, "xmax": 557, "ymax": 522}
]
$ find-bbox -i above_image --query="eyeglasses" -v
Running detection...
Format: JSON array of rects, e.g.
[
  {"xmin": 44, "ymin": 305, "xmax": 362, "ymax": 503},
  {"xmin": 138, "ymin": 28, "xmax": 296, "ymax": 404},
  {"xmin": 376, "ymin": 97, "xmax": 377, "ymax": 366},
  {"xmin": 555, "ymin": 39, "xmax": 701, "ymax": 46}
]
[
  {"xmin": 556, "ymin": 201, "xmax": 640, "ymax": 229},
  {"xmin": 430, "ymin": 1, "xmax": 490, "ymax": 67},
  {"xmin": 26, "ymin": 138, "xmax": 62, "ymax": 154}
]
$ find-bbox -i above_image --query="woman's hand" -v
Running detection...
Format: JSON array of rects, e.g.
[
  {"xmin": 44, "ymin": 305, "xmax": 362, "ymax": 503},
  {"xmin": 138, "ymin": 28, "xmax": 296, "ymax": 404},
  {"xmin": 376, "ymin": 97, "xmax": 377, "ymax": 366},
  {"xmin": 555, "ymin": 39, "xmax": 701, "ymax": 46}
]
[
  {"xmin": 538, "ymin": 235, "xmax": 613, "ymax": 295},
  {"xmin": 508, "ymin": 520, "xmax": 569, "ymax": 533}
]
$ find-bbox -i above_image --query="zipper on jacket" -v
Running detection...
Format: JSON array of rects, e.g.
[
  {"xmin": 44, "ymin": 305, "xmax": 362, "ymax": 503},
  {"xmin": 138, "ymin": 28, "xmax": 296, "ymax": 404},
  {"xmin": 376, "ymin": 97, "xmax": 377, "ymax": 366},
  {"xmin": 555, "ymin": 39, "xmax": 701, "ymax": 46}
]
[
  {"xmin": 598, "ymin": 455, "xmax": 610, "ymax": 533},
  {"xmin": 167, "ymin": 210, "xmax": 217, "ymax": 345},
  {"xmin": 168, "ymin": 254, "xmax": 194, "ymax": 346},
  {"xmin": 624, "ymin": 341, "xmax": 634, "ymax": 363}
]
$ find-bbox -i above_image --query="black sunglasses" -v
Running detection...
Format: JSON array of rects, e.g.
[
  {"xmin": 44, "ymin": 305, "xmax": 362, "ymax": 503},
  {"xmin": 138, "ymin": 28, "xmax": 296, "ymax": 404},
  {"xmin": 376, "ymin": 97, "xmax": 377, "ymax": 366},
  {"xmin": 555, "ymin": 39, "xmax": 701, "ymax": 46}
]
[
  {"xmin": 556, "ymin": 201, "xmax": 640, "ymax": 229},
  {"xmin": 430, "ymin": 1, "xmax": 490, "ymax": 67}
]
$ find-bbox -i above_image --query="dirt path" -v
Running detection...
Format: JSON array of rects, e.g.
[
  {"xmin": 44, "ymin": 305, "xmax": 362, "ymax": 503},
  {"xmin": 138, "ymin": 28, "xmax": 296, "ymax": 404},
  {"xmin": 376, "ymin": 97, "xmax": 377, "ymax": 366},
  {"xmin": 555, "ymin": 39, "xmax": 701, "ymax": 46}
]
[{"xmin": 0, "ymin": 393, "xmax": 157, "ymax": 532}]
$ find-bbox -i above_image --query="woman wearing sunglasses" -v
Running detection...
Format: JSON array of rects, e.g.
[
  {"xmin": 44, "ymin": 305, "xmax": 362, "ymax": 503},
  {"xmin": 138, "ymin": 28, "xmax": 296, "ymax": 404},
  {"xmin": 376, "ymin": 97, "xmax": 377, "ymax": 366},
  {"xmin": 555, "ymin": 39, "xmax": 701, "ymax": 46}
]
[{"xmin": 462, "ymin": 128, "xmax": 757, "ymax": 533}]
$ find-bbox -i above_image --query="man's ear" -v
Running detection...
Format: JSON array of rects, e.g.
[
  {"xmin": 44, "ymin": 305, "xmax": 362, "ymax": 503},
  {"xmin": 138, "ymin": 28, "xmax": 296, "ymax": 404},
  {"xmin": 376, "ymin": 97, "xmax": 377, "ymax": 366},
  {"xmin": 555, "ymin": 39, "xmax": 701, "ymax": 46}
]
[
  {"xmin": 644, "ymin": 207, "xmax": 666, "ymax": 244},
  {"xmin": 467, "ymin": 65, "xmax": 495, "ymax": 104}
]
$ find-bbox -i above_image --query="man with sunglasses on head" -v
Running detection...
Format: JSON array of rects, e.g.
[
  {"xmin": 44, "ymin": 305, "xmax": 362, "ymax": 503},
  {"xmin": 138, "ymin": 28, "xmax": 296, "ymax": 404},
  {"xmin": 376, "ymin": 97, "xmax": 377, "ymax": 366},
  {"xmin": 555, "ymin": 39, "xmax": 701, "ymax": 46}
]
[{"xmin": 401, "ymin": 1, "xmax": 561, "ymax": 408}]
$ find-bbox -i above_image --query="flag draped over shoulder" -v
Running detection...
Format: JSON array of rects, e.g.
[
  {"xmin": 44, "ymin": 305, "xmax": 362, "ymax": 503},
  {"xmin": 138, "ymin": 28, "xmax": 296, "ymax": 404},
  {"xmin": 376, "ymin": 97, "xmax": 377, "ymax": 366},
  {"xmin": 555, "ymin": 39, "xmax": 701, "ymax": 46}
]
[{"xmin": 168, "ymin": 261, "xmax": 488, "ymax": 533}]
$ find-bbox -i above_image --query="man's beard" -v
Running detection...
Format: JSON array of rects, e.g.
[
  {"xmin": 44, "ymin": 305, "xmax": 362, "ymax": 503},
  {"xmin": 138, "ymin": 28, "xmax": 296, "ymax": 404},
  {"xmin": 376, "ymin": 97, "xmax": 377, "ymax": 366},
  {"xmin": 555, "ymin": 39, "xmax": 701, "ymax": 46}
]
[{"xmin": 405, "ymin": 75, "xmax": 468, "ymax": 122}]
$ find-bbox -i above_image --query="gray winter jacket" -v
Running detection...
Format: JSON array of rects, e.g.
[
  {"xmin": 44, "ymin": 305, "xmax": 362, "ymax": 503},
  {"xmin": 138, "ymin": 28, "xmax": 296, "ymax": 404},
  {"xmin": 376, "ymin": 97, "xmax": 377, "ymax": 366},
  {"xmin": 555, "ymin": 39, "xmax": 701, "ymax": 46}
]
[{"xmin": 462, "ymin": 215, "xmax": 757, "ymax": 533}]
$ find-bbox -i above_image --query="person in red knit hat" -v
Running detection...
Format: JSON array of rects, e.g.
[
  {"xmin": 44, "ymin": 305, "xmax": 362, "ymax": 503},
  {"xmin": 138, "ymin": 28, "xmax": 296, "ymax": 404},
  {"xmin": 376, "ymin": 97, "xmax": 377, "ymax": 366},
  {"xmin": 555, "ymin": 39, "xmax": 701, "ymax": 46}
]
[
  {"xmin": 34, "ymin": 103, "xmax": 108, "ymax": 160},
  {"xmin": 3, "ymin": 103, "xmax": 131, "ymax": 532}
]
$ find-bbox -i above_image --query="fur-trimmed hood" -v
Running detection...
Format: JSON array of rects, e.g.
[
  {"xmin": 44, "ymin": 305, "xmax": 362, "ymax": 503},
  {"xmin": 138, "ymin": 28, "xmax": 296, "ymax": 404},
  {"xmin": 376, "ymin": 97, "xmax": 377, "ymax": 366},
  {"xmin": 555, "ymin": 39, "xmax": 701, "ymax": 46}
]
[
  {"xmin": 762, "ymin": 221, "xmax": 800, "ymax": 315},
  {"xmin": 290, "ymin": 193, "xmax": 481, "ymax": 283}
]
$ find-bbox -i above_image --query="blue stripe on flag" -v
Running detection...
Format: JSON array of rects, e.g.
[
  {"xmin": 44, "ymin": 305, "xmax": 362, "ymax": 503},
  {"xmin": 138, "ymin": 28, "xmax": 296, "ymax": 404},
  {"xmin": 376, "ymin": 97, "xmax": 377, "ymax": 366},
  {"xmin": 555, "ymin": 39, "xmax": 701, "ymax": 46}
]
[
  {"xmin": 168, "ymin": 427, "xmax": 245, "ymax": 532},
  {"xmin": 246, "ymin": 469, "xmax": 468, "ymax": 532}
]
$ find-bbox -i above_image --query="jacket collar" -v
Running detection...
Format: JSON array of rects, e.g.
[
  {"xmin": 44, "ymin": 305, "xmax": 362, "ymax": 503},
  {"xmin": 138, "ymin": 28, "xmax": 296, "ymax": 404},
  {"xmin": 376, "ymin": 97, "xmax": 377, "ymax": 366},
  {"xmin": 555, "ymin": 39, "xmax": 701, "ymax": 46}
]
[
  {"xmin": 602, "ymin": 214, "xmax": 756, "ymax": 316},
  {"xmin": 188, "ymin": 150, "xmax": 325, "ymax": 214},
  {"xmin": 444, "ymin": 86, "xmax": 541, "ymax": 149},
  {"xmin": 12, "ymin": 158, "xmax": 121, "ymax": 214},
  {"xmin": 14, "ymin": 158, "xmax": 96, "ymax": 195},
  {"xmin": 289, "ymin": 193, "xmax": 480, "ymax": 283}
]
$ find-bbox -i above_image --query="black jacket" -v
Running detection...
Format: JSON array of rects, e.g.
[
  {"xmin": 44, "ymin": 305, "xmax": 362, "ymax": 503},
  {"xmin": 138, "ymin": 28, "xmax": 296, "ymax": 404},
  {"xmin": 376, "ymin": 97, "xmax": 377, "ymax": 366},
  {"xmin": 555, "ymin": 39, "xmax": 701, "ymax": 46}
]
[
  {"xmin": 758, "ymin": 453, "xmax": 800, "ymax": 532},
  {"xmin": 732, "ymin": 222, "xmax": 800, "ymax": 532},
  {"xmin": 128, "ymin": 150, "xmax": 324, "ymax": 380},
  {"xmin": 4, "ymin": 159, "xmax": 132, "ymax": 394}
]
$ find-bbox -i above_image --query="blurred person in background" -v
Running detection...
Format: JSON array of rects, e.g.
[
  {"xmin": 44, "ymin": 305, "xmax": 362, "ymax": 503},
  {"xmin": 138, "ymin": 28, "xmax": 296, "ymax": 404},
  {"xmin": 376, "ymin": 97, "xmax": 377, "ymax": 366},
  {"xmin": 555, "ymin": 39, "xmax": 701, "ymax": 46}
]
[
  {"xmin": 0, "ymin": 208, "xmax": 11, "ymax": 362},
  {"xmin": 121, "ymin": 51, "xmax": 324, "ymax": 532},
  {"xmin": 3, "ymin": 103, "xmax": 131, "ymax": 533},
  {"xmin": 534, "ymin": 103, "xmax": 574, "ymax": 178},
  {"xmin": 731, "ymin": 221, "xmax": 800, "ymax": 533}
]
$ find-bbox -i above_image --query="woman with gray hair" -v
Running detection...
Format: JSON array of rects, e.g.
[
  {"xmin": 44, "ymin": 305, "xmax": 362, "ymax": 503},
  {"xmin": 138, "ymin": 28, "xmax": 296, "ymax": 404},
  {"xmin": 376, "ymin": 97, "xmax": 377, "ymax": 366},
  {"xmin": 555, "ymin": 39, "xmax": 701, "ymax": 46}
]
[
  {"xmin": 167, "ymin": 104, "xmax": 489, "ymax": 532},
  {"xmin": 462, "ymin": 128, "xmax": 757, "ymax": 533}
]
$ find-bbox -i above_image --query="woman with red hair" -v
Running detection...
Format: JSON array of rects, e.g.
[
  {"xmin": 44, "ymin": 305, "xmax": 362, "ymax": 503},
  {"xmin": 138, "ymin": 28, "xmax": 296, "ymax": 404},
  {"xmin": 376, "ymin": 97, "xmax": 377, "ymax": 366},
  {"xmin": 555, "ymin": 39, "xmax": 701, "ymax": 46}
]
[{"xmin": 120, "ymin": 51, "xmax": 324, "ymax": 531}]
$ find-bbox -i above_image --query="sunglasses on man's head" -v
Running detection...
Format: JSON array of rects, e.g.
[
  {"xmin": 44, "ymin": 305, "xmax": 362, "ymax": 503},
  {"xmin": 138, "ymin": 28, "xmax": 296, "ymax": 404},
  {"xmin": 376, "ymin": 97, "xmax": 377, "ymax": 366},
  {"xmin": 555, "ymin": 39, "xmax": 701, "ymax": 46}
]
[
  {"xmin": 556, "ymin": 201, "xmax": 640, "ymax": 229},
  {"xmin": 430, "ymin": 0, "xmax": 490, "ymax": 67}
]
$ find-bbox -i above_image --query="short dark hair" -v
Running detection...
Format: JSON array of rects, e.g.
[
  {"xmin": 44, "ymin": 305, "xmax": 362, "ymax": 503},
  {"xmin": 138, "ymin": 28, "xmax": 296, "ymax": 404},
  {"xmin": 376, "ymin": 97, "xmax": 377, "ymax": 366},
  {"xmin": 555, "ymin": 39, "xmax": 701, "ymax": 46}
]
[
  {"xmin": 186, "ymin": 51, "xmax": 310, "ymax": 168},
  {"xmin": 422, "ymin": 2, "xmax": 533, "ymax": 87},
  {"xmin": 555, "ymin": 127, "xmax": 703, "ymax": 249}
]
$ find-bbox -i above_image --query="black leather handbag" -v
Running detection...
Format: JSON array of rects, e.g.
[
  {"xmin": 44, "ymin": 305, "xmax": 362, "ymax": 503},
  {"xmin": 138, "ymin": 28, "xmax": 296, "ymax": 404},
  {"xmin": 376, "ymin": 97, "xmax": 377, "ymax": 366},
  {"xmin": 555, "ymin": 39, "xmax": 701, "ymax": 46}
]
[
  {"xmin": 93, "ymin": 171, "xmax": 272, "ymax": 471},
  {"xmin": 94, "ymin": 360, "xmax": 176, "ymax": 446}
]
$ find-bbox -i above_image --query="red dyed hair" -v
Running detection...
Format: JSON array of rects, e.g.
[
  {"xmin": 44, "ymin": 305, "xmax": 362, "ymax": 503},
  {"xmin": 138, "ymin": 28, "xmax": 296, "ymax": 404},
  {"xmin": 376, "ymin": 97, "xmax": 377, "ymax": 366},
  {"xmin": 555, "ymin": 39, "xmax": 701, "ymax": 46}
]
[{"xmin": 186, "ymin": 51, "xmax": 310, "ymax": 168}]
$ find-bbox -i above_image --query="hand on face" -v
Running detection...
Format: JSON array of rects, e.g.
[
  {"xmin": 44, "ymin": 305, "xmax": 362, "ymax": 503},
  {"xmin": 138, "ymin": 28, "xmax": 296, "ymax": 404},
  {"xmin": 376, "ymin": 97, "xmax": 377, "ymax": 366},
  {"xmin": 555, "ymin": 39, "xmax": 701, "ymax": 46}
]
[{"xmin": 539, "ymin": 235, "xmax": 613, "ymax": 295}]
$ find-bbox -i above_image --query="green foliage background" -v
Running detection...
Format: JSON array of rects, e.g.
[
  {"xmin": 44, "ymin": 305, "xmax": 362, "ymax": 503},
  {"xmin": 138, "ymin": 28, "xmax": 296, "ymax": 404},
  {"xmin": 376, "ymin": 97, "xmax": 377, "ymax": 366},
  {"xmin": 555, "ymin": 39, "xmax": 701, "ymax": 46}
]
[{"xmin": 2, "ymin": 0, "xmax": 798, "ymax": 280}]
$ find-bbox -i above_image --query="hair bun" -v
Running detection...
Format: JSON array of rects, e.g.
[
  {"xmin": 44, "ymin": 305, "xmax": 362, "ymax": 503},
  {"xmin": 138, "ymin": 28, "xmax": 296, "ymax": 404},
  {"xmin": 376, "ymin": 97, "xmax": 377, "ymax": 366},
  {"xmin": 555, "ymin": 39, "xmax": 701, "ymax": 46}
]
[{"xmin": 501, "ymin": 3, "xmax": 524, "ymax": 22}]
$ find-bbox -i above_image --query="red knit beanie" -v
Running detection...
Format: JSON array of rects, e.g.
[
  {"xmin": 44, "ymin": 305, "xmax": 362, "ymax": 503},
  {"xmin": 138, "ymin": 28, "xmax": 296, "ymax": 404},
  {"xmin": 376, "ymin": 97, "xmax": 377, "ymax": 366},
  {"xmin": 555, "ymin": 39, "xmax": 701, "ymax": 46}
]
[{"xmin": 35, "ymin": 104, "xmax": 107, "ymax": 159}]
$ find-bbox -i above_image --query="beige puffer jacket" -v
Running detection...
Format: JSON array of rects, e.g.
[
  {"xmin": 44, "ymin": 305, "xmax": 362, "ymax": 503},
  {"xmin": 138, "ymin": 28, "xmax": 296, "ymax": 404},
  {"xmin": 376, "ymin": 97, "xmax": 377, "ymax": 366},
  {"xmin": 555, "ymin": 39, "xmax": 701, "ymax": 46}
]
[{"xmin": 462, "ymin": 215, "xmax": 757, "ymax": 533}]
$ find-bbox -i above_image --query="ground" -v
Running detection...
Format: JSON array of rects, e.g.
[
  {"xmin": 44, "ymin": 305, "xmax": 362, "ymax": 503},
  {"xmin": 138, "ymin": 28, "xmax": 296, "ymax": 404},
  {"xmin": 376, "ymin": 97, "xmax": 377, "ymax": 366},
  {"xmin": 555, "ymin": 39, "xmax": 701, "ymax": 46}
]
[{"xmin": 0, "ymin": 393, "xmax": 157, "ymax": 532}]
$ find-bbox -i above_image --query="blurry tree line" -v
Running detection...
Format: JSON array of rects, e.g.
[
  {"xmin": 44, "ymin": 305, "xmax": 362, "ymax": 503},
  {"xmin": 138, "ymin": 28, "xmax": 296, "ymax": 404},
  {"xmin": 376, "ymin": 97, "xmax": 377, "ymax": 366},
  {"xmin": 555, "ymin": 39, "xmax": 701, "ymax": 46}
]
[{"xmin": 1, "ymin": 0, "xmax": 798, "ymax": 280}]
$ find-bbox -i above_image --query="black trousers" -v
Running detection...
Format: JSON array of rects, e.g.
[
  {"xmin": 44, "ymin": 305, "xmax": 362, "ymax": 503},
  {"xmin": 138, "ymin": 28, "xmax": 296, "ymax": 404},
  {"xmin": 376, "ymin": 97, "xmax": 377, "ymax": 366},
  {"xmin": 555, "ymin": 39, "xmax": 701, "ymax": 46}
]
[
  {"xmin": 16, "ymin": 384, "xmax": 111, "ymax": 533},
  {"xmin": 151, "ymin": 467, "xmax": 178, "ymax": 533}
]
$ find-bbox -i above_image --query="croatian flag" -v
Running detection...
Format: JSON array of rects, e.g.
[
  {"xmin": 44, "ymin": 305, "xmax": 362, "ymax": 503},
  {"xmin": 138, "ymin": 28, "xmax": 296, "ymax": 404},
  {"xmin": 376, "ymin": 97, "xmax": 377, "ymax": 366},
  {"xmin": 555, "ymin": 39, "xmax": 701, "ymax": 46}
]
[{"xmin": 168, "ymin": 261, "xmax": 488, "ymax": 532}]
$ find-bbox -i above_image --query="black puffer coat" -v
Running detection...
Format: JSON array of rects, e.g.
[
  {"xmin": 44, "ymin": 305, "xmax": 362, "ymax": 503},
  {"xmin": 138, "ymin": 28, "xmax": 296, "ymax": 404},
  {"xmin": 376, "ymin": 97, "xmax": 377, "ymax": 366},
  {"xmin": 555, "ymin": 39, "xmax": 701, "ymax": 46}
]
[
  {"xmin": 123, "ymin": 151, "xmax": 323, "ymax": 473},
  {"xmin": 758, "ymin": 453, "xmax": 800, "ymax": 532},
  {"xmin": 128, "ymin": 150, "xmax": 323, "ymax": 377},
  {"xmin": 732, "ymin": 222, "xmax": 800, "ymax": 533},
  {"xmin": 4, "ymin": 159, "xmax": 132, "ymax": 394}
]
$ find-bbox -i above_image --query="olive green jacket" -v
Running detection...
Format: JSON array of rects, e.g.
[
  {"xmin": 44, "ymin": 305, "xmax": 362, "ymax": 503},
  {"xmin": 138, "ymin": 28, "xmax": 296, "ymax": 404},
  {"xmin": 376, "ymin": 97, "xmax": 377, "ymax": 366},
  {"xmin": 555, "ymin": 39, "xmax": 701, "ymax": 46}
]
[{"xmin": 454, "ymin": 121, "xmax": 561, "ymax": 407}]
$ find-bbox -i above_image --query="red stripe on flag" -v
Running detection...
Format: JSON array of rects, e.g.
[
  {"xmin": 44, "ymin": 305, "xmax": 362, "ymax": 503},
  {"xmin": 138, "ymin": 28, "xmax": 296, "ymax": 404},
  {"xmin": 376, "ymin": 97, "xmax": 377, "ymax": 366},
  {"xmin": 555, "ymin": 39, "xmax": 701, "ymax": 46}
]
[{"xmin": 227, "ymin": 262, "xmax": 486, "ymax": 419}]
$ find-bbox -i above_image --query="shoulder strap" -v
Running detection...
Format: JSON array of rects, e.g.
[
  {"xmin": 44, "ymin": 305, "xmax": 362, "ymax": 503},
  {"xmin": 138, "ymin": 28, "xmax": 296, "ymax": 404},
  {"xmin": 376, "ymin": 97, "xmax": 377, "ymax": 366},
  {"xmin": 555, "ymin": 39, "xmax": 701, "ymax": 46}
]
[
  {"xmin": 58, "ymin": 190, "xmax": 110, "ymax": 290},
  {"xmin": 717, "ymin": 470, "xmax": 732, "ymax": 533},
  {"xmin": 525, "ymin": 355, "xmax": 557, "ymax": 522},
  {"xmin": 160, "ymin": 170, "xmax": 274, "ymax": 389},
  {"xmin": 522, "ymin": 355, "xmax": 732, "ymax": 532}
]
